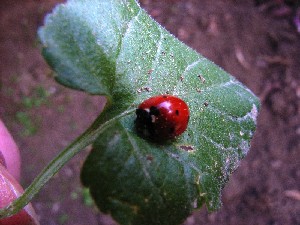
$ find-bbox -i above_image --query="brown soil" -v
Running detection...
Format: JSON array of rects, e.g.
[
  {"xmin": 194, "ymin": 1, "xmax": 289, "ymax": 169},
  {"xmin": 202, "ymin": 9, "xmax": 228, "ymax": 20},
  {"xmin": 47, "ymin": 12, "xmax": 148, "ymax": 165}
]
[{"xmin": 1, "ymin": 0, "xmax": 299, "ymax": 224}]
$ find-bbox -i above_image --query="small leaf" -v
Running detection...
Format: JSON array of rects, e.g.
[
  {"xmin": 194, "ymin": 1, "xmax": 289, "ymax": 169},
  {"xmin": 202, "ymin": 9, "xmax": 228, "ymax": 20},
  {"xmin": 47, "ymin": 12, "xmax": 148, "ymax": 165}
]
[{"xmin": 39, "ymin": 0, "xmax": 259, "ymax": 225}]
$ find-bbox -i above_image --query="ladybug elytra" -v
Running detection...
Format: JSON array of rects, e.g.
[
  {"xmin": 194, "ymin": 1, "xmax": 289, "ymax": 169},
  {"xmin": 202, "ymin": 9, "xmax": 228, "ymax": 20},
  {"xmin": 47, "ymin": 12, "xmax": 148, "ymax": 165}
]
[{"xmin": 135, "ymin": 95, "xmax": 190, "ymax": 142}]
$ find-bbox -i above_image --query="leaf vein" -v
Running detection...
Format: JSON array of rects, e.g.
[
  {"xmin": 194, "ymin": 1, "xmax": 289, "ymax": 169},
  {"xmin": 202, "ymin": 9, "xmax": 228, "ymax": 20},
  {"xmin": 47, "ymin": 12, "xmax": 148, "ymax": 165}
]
[
  {"xmin": 165, "ymin": 150, "xmax": 203, "ymax": 175},
  {"xmin": 202, "ymin": 79, "xmax": 236, "ymax": 93},
  {"xmin": 116, "ymin": 9, "xmax": 142, "ymax": 62},
  {"xmin": 124, "ymin": 129, "xmax": 164, "ymax": 204},
  {"xmin": 182, "ymin": 59, "xmax": 202, "ymax": 75},
  {"xmin": 200, "ymin": 133, "xmax": 235, "ymax": 152}
]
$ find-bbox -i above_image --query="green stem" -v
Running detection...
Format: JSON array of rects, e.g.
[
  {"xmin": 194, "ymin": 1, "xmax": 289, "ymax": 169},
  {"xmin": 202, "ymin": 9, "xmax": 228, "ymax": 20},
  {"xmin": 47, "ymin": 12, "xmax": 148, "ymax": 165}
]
[{"xmin": 0, "ymin": 108, "xmax": 135, "ymax": 218}]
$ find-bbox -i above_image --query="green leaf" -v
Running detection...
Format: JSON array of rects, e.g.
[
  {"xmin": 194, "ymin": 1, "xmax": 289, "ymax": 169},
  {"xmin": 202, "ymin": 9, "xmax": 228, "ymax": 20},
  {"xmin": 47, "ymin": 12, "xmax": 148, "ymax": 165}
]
[{"xmin": 38, "ymin": 0, "xmax": 259, "ymax": 224}]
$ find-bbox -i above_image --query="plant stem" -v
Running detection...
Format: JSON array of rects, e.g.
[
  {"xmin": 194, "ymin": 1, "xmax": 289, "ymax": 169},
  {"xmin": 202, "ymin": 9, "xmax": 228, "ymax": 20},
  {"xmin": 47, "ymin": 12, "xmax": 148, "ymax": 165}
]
[{"xmin": 0, "ymin": 108, "xmax": 135, "ymax": 218}]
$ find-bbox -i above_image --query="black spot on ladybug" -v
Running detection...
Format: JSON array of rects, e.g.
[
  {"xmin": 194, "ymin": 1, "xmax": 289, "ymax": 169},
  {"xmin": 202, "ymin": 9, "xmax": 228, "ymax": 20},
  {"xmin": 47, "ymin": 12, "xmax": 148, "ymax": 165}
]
[
  {"xmin": 162, "ymin": 95, "xmax": 167, "ymax": 98},
  {"xmin": 150, "ymin": 106, "xmax": 160, "ymax": 116},
  {"xmin": 175, "ymin": 110, "xmax": 179, "ymax": 116}
]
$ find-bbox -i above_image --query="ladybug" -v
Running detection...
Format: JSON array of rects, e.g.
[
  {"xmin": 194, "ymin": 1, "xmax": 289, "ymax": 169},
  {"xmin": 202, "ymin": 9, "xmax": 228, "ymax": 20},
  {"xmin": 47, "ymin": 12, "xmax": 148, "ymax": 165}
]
[{"xmin": 135, "ymin": 95, "xmax": 190, "ymax": 142}]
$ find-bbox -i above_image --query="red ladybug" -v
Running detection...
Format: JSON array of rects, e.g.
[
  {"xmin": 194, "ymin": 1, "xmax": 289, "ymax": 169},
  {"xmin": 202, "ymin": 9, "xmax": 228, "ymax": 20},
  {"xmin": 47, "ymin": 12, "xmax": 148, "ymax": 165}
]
[{"xmin": 135, "ymin": 95, "xmax": 190, "ymax": 142}]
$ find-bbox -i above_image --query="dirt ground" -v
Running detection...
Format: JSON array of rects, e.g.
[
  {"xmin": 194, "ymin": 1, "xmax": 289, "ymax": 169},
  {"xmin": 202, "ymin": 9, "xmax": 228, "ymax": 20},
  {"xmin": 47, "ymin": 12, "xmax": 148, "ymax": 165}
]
[{"xmin": 0, "ymin": 0, "xmax": 299, "ymax": 224}]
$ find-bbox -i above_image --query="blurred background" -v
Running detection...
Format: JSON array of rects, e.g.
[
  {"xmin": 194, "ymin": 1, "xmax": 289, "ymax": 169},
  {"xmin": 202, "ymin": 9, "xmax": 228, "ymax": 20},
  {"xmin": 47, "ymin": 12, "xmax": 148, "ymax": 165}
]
[{"xmin": 0, "ymin": 0, "xmax": 299, "ymax": 224}]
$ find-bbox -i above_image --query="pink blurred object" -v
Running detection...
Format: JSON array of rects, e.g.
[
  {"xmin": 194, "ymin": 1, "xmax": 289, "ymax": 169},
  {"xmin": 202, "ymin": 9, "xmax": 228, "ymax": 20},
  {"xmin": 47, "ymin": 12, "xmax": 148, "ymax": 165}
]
[
  {"xmin": 0, "ymin": 120, "xmax": 20, "ymax": 181},
  {"xmin": 0, "ymin": 165, "xmax": 39, "ymax": 225},
  {"xmin": 0, "ymin": 119, "xmax": 39, "ymax": 224}
]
